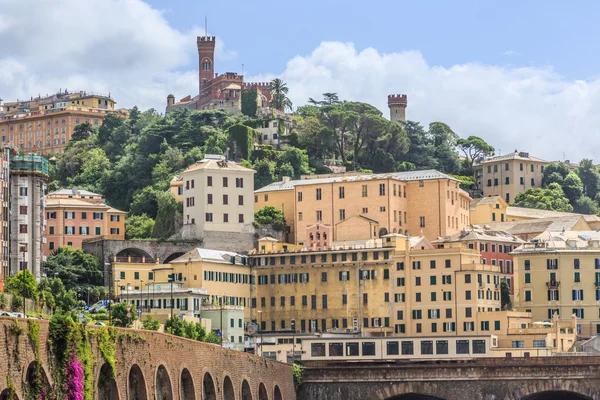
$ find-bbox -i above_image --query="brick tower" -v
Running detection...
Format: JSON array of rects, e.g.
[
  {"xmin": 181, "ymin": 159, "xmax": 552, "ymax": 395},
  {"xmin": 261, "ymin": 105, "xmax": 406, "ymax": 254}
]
[
  {"xmin": 388, "ymin": 94, "xmax": 408, "ymax": 123},
  {"xmin": 197, "ymin": 36, "xmax": 216, "ymax": 96}
]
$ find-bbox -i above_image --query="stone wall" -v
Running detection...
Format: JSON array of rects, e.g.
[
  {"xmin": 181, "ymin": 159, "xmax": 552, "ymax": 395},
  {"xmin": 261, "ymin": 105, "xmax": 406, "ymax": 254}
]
[
  {"xmin": 297, "ymin": 358, "xmax": 600, "ymax": 400},
  {"xmin": 0, "ymin": 316, "xmax": 295, "ymax": 400}
]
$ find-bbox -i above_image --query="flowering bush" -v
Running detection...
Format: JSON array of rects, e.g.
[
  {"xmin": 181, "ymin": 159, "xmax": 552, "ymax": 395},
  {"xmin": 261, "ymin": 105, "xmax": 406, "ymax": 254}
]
[{"xmin": 64, "ymin": 351, "xmax": 84, "ymax": 400}]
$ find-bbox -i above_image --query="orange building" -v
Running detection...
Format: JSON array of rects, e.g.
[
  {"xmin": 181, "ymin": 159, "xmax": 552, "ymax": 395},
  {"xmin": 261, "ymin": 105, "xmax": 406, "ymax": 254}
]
[
  {"xmin": 0, "ymin": 90, "xmax": 123, "ymax": 154},
  {"xmin": 43, "ymin": 189, "xmax": 126, "ymax": 255}
]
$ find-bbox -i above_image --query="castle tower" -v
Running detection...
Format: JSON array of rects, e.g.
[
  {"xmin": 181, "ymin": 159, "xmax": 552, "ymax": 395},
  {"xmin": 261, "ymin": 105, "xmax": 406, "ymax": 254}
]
[
  {"xmin": 388, "ymin": 94, "xmax": 408, "ymax": 123},
  {"xmin": 167, "ymin": 94, "xmax": 175, "ymax": 107},
  {"xmin": 197, "ymin": 36, "xmax": 216, "ymax": 95}
]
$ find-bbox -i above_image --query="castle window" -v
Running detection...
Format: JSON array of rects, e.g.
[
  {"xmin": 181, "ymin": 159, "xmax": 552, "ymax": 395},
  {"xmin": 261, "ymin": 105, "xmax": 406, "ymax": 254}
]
[{"xmin": 202, "ymin": 62, "xmax": 211, "ymax": 70}]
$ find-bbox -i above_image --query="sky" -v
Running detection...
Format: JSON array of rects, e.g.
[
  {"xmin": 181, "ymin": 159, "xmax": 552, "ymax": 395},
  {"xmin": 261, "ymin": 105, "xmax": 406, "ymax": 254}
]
[{"xmin": 2, "ymin": 0, "xmax": 600, "ymax": 161}]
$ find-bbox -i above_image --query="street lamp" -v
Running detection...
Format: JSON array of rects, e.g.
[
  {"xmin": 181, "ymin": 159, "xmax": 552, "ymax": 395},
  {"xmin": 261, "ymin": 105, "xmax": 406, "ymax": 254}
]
[
  {"xmin": 115, "ymin": 279, "xmax": 121, "ymax": 302},
  {"xmin": 291, "ymin": 318, "xmax": 296, "ymax": 362},
  {"xmin": 140, "ymin": 280, "xmax": 144, "ymax": 315},
  {"xmin": 168, "ymin": 273, "xmax": 174, "ymax": 320},
  {"xmin": 258, "ymin": 310, "xmax": 263, "ymax": 357}
]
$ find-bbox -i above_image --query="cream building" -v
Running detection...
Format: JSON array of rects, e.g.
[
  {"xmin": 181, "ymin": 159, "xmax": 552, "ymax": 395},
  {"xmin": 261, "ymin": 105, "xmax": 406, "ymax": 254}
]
[
  {"xmin": 474, "ymin": 150, "xmax": 548, "ymax": 204},
  {"xmin": 180, "ymin": 155, "xmax": 256, "ymax": 243},
  {"xmin": 255, "ymin": 170, "xmax": 471, "ymax": 244},
  {"xmin": 513, "ymin": 231, "xmax": 600, "ymax": 337}
]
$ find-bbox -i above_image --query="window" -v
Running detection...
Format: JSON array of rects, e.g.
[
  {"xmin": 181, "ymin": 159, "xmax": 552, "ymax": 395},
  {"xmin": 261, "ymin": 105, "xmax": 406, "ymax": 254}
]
[
  {"xmin": 93, "ymin": 212, "xmax": 103, "ymax": 220},
  {"xmin": 386, "ymin": 341, "xmax": 399, "ymax": 355},
  {"xmin": 362, "ymin": 185, "xmax": 368, "ymax": 197},
  {"xmin": 436, "ymin": 340, "xmax": 448, "ymax": 354},
  {"xmin": 223, "ymin": 177, "xmax": 228, "ymax": 187},
  {"xmin": 339, "ymin": 186, "xmax": 345, "ymax": 199},
  {"xmin": 19, "ymin": 187, "xmax": 27, "ymax": 196},
  {"xmin": 572, "ymin": 289, "xmax": 584, "ymax": 301},
  {"xmin": 205, "ymin": 213, "xmax": 213, "ymax": 222},
  {"xmin": 239, "ymin": 214, "xmax": 244, "ymax": 223},
  {"xmin": 65, "ymin": 226, "xmax": 75, "ymax": 235},
  {"xmin": 419, "ymin": 216, "xmax": 425, "ymax": 227},
  {"xmin": 207, "ymin": 194, "xmax": 213, "ymax": 204},
  {"xmin": 19, "ymin": 206, "xmax": 27, "ymax": 215},
  {"xmin": 379, "ymin": 184, "xmax": 385, "ymax": 196},
  {"xmin": 223, "ymin": 214, "xmax": 229, "ymax": 223},
  {"xmin": 473, "ymin": 340, "xmax": 486, "ymax": 354},
  {"xmin": 533, "ymin": 340, "xmax": 546, "ymax": 348},
  {"xmin": 574, "ymin": 272, "xmax": 581, "ymax": 283},
  {"xmin": 339, "ymin": 209, "xmax": 346, "ymax": 221},
  {"xmin": 19, "ymin": 224, "xmax": 28, "ymax": 234},
  {"xmin": 401, "ymin": 341, "xmax": 414, "ymax": 355},
  {"xmin": 238, "ymin": 195, "xmax": 244, "ymax": 206},
  {"xmin": 95, "ymin": 227, "xmax": 101, "ymax": 235},
  {"xmin": 79, "ymin": 226, "xmax": 90, "ymax": 235},
  {"xmin": 316, "ymin": 188, "xmax": 322, "ymax": 200},
  {"xmin": 512, "ymin": 341, "xmax": 525, "ymax": 348},
  {"xmin": 362, "ymin": 342, "xmax": 376, "ymax": 356},
  {"xmin": 456, "ymin": 340, "xmax": 469, "ymax": 354},
  {"xmin": 64, "ymin": 212, "xmax": 75, "ymax": 219},
  {"xmin": 110, "ymin": 215, "xmax": 120, "ymax": 222},
  {"xmin": 236, "ymin": 177, "xmax": 244, "ymax": 188},
  {"xmin": 223, "ymin": 194, "xmax": 229, "ymax": 205}
]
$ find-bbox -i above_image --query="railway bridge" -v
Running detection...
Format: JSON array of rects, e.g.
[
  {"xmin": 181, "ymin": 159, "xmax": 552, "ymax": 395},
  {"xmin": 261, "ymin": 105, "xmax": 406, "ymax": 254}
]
[
  {"xmin": 0, "ymin": 317, "xmax": 295, "ymax": 400},
  {"xmin": 297, "ymin": 357, "xmax": 600, "ymax": 400}
]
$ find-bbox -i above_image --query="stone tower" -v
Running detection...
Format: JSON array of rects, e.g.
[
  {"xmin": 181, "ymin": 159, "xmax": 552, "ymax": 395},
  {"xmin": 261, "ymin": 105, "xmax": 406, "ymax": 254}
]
[
  {"xmin": 197, "ymin": 36, "xmax": 216, "ymax": 95},
  {"xmin": 388, "ymin": 94, "xmax": 408, "ymax": 123}
]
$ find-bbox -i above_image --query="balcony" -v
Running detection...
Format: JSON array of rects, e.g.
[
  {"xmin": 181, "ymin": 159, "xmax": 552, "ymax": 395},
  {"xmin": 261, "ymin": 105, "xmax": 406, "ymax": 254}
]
[
  {"xmin": 595, "ymin": 281, "xmax": 600, "ymax": 289},
  {"xmin": 546, "ymin": 280, "xmax": 560, "ymax": 289}
]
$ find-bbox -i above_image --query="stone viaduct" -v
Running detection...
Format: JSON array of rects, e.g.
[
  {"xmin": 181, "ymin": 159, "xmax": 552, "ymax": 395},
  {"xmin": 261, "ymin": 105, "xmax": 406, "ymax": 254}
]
[
  {"xmin": 0, "ymin": 317, "xmax": 295, "ymax": 400},
  {"xmin": 297, "ymin": 358, "xmax": 600, "ymax": 400}
]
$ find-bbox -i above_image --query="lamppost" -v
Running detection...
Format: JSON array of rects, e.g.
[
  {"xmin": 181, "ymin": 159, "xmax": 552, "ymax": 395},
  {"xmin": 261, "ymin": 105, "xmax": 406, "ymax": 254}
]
[
  {"xmin": 220, "ymin": 296, "xmax": 224, "ymax": 347},
  {"xmin": 168, "ymin": 273, "xmax": 174, "ymax": 320},
  {"xmin": 146, "ymin": 282, "xmax": 151, "ymax": 312},
  {"xmin": 126, "ymin": 282, "xmax": 131, "ymax": 305},
  {"xmin": 140, "ymin": 280, "xmax": 144, "ymax": 315},
  {"xmin": 291, "ymin": 319, "xmax": 296, "ymax": 362},
  {"xmin": 258, "ymin": 310, "xmax": 263, "ymax": 357},
  {"xmin": 115, "ymin": 279, "xmax": 121, "ymax": 302}
]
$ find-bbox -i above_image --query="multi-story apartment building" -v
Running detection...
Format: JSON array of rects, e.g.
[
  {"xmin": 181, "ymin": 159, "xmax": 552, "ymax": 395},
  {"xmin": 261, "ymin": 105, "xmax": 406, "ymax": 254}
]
[
  {"xmin": 254, "ymin": 170, "xmax": 471, "ymax": 244},
  {"xmin": 0, "ymin": 90, "xmax": 120, "ymax": 154},
  {"xmin": 180, "ymin": 155, "xmax": 256, "ymax": 248},
  {"xmin": 43, "ymin": 188, "xmax": 126, "ymax": 255},
  {"xmin": 0, "ymin": 149, "xmax": 10, "ymax": 288},
  {"xmin": 112, "ymin": 247, "xmax": 251, "ymax": 318},
  {"xmin": 9, "ymin": 153, "xmax": 49, "ymax": 280},
  {"xmin": 433, "ymin": 226, "xmax": 523, "ymax": 293},
  {"xmin": 248, "ymin": 235, "xmax": 504, "ymax": 337},
  {"xmin": 474, "ymin": 150, "xmax": 548, "ymax": 203}
]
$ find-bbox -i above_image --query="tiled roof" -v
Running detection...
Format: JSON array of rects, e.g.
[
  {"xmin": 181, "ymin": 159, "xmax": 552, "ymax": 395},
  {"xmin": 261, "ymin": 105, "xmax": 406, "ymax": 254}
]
[
  {"xmin": 255, "ymin": 169, "xmax": 459, "ymax": 193},
  {"xmin": 171, "ymin": 248, "xmax": 242, "ymax": 264},
  {"xmin": 507, "ymin": 206, "xmax": 600, "ymax": 221},
  {"xmin": 477, "ymin": 151, "xmax": 547, "ymax": 164},
  {"xmin": 49, "ymin": 189, "xmax": 102, "ymax": 197},
  {"xmin": 182, "ymin": 157, "xmax": 255, "ymax": 173},
  {"xmin": 470, "ymin": 196, "xmax": 502, "ymax": 209},
  {"xmin": 487, "ymin": 216, "xmax": 586, "ymax": 236},
  {"xmin": 433, "ymin": 226, "xmax": 524, "ymax": 244},
  {"xmin": 513, "ymin": 231, "xmax": 600, "ymax": 252}
]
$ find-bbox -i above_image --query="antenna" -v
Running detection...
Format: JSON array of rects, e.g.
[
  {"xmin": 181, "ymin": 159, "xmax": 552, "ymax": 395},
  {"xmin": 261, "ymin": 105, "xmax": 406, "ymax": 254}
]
[{"xmin": 205, "ymin": 15, "xmax": 208, "ymax": 37}]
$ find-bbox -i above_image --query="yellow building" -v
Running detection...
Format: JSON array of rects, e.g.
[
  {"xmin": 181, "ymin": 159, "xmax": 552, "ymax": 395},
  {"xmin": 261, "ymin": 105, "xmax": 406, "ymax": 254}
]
[
  {"xmin": 248, "ymin": 235, "xmax": 505, "ymax": 337},
  {"xmin": 474, "ymin": 150, "xmax": 548, "ymax": 204},
  {"xmin": 112, "ymin": 247, "xmax": 252, "ymax": 318},
  {"xmin": 169, "ymin": 175, "xmax": 184, "ymax": 203},
  {"xmin": 0, "ymin": 90, "xmax": 118, "ymax": 154},
  {"xmin": 469, "ymin": 196, "xmax": 508, "ymax": 224},
  {"xmin": 254, "ymin": 170, "xmax": 471, "ymax": 244},
  {"xmin": 513, "ymin": 231, "xmax": 600, "ymax": 337}
]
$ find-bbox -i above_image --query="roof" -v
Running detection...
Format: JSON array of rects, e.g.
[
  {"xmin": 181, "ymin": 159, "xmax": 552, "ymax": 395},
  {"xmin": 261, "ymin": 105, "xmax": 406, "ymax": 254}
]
[
  {"xmin": 487, "ymin": 216, "xmax": 586, "ymax": 236},
  {"xmin": 432, "ymin": 227, "xmax": 524, "ymax": 244},
  {"xmin": 513, "ymin": 231, "xmax": 600, "ymax": 253},
  {"xmin": 470, "ymin": 196, "xmax": 504, "ymax": 210},
  {"xmin": 255, "ymin": 169, "xmax": 459, "ymax": 193},
  {"xmin": 335, "ymin": 214, "xmax": 379, "ymax": 225},
  {"xmin": 477, "ymin": 151, "xmax": 547, "ymax": 164},
  {"xmin": 182, "ymin": 157, "xmax": 255, "ymax": 174},
  {"xmin": 48, "ymin": 189, "xmax": 102, "ymax": 197},
  {"xmin": 107, "ymin": 207, "xmax": 127, "ymax": 214},
  {"xmin": 506, "ymin": 206, "xmax": 600, "ymax": 222},
  {"xmin": 45, "ymin": 198, "xmax": 109, "ymax": 209},
  {"xmin": 171, "ymin": 248, "xmax": 243, "ymax": 264}
]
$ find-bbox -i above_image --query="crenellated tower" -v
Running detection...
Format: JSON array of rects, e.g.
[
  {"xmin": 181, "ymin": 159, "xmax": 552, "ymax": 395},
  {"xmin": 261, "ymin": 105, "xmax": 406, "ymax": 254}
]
[
  {"xmin": 388, "ymin": 94, "xmax": 408, "ymax": 123},
  {"xmin": 197, "ymin": 36, "xmax": 216, "ymax": 95}
]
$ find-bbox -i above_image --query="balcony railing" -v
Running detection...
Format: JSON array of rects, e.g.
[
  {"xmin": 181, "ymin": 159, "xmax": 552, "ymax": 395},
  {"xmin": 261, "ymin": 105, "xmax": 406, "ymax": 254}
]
[{"xmin": 546, "ymin": 280, "xmax": 560, "ymax": 289}]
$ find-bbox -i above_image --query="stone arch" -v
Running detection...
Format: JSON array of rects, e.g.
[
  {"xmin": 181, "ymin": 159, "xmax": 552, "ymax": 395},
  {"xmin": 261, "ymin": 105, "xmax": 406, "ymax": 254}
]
[
  {"xmin": 0, "ymin": 388, "xmax": 19, "ymax": 400},
  {"xmin": 203, "ymin": 372, "xmax": 217, "ymax": 400},
  {"xmin": 258, "ymin": 383, "xmax": 268, "ymax": 400},
  {"xmin": 98, "ymin": 362, "xmax": 119, "ymax": 400},
  {"xmin": 223, "ymin": 376, "xmax": 235, "ymax": 400},
  {"xmin": 25, "ymin": 360, "xmax": 50, "ymax": 398},
  {"xmin": 522, "ymin": 392, "xmax": 592, "ymax": 400},
  {"xmin": 128, "ymin": 364, "xmax": 148, "ymax": 400},
  {"xmin": 376, "ymin": 382, "xmax": 448, "ymax": 400},
  {"xmin": 273, "ymin": 385, "xmax": 282, "ymax": 400},
  {"xmin": 180, "ymin": 368, "xmax": 195, "ymax": 400},
  {"xmin": 163, "ymin": 252, "xmax": 185, "ymax": 264},
  {"xmin": 116, "ymin": 248, "xmax": 155, "ymax": 263},
  {"xmin": 393, "ymin": 228, "xmax": 397, "ymax": 233},
  {"xmin": 155, "ymin": 365, "xmax": 173, "ymax": 400},
  {"xmin": 385, "ymin": 395, "xmax": 446, "ymax": 400},
  {"xmin": 378, "ymin": 228, "xmax": 388, "ymax": 237},
  {"xmin": 241, "ymin": 380, "xmax": 252, "ymax": 400}
]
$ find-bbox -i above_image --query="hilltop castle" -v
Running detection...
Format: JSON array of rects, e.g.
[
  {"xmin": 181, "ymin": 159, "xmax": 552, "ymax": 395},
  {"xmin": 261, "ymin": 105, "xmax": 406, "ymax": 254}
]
[{"xmin": 166, "ymin": 36, "xmax": 273, "ymax": 114}]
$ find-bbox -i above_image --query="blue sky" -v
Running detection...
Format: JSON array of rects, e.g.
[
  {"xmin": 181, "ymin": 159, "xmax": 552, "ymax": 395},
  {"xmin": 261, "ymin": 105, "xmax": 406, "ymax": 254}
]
[
  {"xmin": 146, "ymin": 0, "xmax": 600, "ymax": 80},
  {"xmin": 2, "ymin": 0, "xmax": 600, "ymax": 160}
]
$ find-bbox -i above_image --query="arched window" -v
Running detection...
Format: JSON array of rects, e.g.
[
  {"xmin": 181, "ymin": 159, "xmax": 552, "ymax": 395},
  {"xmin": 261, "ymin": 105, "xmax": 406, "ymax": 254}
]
[{"xmin": 202, "ymin": 62, "xmax": 212, "ymax": 71}]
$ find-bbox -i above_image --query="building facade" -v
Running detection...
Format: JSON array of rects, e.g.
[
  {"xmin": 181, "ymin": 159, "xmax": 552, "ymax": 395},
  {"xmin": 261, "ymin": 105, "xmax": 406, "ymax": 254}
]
[
  {"xmin": 388, "ymin": 94, "xmax": 408, "ymax": 123},
  {"xmin": 254, "ymin": 170, "xmax": 472, "ymax": 245},
  {"xmin": 166, "ymin": 36, "xmax": 272, "ymax": 114},
  {"xmin": 43, "ymin": 189, "xmax": 126, "ymax": 255},
  {"xmin": 513, "ymin": 231, "xmax": 600, "ymax": 337},
  {"xmin": 474, "ymin": 150, "xmax": 548, "ymax": 203},
  {"xmin": 9, "ymin": 153, "xmax": 49, "ymax": 280},
  {"xmin": 0, "ymin": 90, "xmax": 120, "ymax": 154},
  {"xmin": 0, "ymin": 149, "xmax": 9, "ymax": 287},
  {"xmin": 180, "ymin": 155, "xmax": 256, "ymax": 242},
  {"xmin": 248, "ymin": 235, "xmax": 504, "ymax": 338}
]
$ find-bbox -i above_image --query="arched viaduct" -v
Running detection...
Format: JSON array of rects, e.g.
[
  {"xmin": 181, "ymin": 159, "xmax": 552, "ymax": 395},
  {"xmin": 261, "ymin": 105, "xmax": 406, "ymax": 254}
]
[
  {"xmin": 297, "ymin": 358, "xmax": 600, "ymax": 400},
  {"xmin": 0, "ymin": 317, "xmax": 294, "ymax": 400}
]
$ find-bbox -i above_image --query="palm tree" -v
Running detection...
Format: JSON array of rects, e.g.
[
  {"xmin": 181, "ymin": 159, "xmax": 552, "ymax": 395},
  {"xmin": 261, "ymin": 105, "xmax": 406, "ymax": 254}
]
[{"xmin": 268, "ymin": 78, "xmax": 293, "ymax": 112}]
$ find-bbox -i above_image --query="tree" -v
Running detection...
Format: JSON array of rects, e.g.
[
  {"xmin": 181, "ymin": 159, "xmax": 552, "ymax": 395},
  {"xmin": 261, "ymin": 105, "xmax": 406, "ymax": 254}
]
[
  {"xmin": 513, "ymin": 183, "xmax": 573, "ymax": 212},
  {"xmin": 111, "ymin": 302, "xmax": 138, "ymax": 328},
  {"xmin": 141, "ymin": 315, "xmax": 161, "ymax": 331},
  {"xmin": 308, "ymin": 93, "xmax": 341, "ymax": 106},
  {"xmin": 152, "ymin": 192, "xmax": 178, "ymax": 239},
  {"xmin": 428, "ymin": 122, "xmax": 460, "ymax": 174},
  {"xmin": 228, "ymin": 124, "xmax": 256, "ymax": 161},
  {"xmin": 542, "ymin": 162, "xmax": 569, "ymax": 187},
  {"xmin": 254, "ymin": 206, "xmax": 286, "ymax": 231},
  {"xmin": 125, "ymin": 214, "xmax": 155, "ymax": 239},
  {"xmin": 268, "ymin": 79, "xmax": 293, "ymax": 112},
  {"xmin": 4, "ymin": 270, "xmax": 37, "ymax": 315},
  {"xmin": 37, "ymin": 277, "xmax": 77, "ymax": 313},
  {"xmin": 71, "ymin": 122, "xmax": 95, "ymax": 142},
  {"xmin": 241, "ymin": 88, "xmax": 258, "ymax": 117},
  {"xmin": 277, "ymin": 147, "xmax": 312, "ymax": 179},
  {"xmin": 562, "ymin": 171, "xmax": 584, "ymax": 204},
  {"xmin": 500, "ymin": 280, "xmax": 512, "ymax": 310},
  {"xmin": 43, "ymin": 247, "xmax": 103, "ymax": 292},
  {"xmin": 577, "ymin": 159, "xmax": 600, "ymax": 199},
  {"xmin": 456, "ymin": 136, "xmax": 495, "ymax": 173},
  {"xmin": 253, "ymin": 158, "xmax": 276, "ymax": 189},
  {"xmin": 574, "ymin": 196, "xmax": 598, "ymax": 215},
  {"xmin": 402, "ymin": 121, "xmax": 438, "ymax": 170}
]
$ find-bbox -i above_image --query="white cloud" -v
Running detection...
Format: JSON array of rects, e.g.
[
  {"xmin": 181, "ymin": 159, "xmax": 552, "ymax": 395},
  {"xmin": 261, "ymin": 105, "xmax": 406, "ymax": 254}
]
[
  {"xmin": 251, "ymin": 42, "xmax": 600, "ymax": 161},
  {"xmin": 0, "ymin": 1, "xmax": 598, "ymax": 161},
  {"xmin": 503, "ymin": 50, "xmax": 522, "ymax": 56}
]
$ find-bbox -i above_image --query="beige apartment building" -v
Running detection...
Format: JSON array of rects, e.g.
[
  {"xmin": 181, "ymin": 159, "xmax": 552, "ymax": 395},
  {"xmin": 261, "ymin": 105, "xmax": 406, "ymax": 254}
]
[
  {"xmin": 474, "ymin": 151, "xmax": 548, "ymax": 204},
  {"xmin": 180, "ymin": 155, "xmax": 255, "ymax": 245},
  {"xmin": 513, "ymin": 231, "xmax": 600, "ymax": 337},
  {"xmin": 0, "ymin": 90, "xmax": 121, "ymax": 154},
  {"xmin": 248, "ymin": 235, "xmax": 505, "ymax": 337},
  {"xmin": 254, "ymin": 170, "xmax": 471, "ymax": 244}
]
